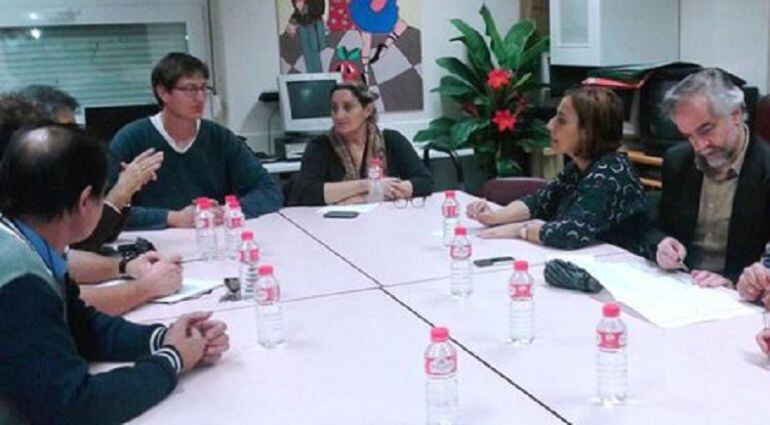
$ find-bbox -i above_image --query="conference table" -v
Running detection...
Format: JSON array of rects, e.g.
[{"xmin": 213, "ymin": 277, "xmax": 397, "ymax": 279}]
[{"xmin": 94, "ymin": 192, "xmax": 769, "ymax": 424}]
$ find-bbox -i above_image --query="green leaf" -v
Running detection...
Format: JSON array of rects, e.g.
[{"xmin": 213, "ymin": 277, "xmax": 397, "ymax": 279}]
[
  {"xmin": 502, "ymin": 20, "xmax": 535, "ymax": 69},
  {"xmin": 496, "ymin": 157, "xmax": 523, "ymax": 176},
  {"xmin": 449, "ymin": 119, "xmax": 488, "ymax": 147},
  {"xmin": 436, "ymin": 57, "xmax": 485, "ymax": 92},
  {"xmin": 517, "ymin": 36, "xmax": 549, "ymax": 71},
  {"xmin": 479, "ymin": 5, "xmax": 507, "ymax": 67},
  {"xmin": 450, "ymin": 18, "xmax": 492, "ymax": 75},
  {"xmin": 414, "ymin": 117, "xmax": 456, "ymax": 142},
  {"xmin": 430, "ymin": 76, "xmax": 476, "ymax": 97},
  {"xmin": 511, "ymin": 72, "xmax": 533, "ymax": 91}
]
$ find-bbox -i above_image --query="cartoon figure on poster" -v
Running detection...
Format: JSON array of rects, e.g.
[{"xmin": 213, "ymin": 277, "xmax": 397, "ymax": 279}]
[
  {"xmin": 277, "ymin": 0, "xmax": 423, "ymax": 112},
  {"xmin": 284, "ymin": 0, "xmax": 326, "ymax": 73},
  {"xmin": 348, "ymin": 0, "xmax": 408, "ymax": 75}
]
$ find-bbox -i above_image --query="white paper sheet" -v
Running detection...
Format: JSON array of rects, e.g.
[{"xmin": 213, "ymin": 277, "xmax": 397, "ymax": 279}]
[
  {"xmin": 567, "ymin": 257, "xmax": 761, "ymax": 328},
  {"xmin": 151, "ymin": 278, "xmax": 222, "ymax": 304},
  {"xmin": 317, "ymin": 203, "xmax": 379, "ymax": 214}
]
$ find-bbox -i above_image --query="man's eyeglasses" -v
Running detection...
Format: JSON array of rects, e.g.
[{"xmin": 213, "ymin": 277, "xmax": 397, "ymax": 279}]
[
  {"xmin": 392, "ymin": 196, "xmax": 426, "ymax": 209},
  {"xmin": 172, "ymin": 84, "xmax": 216, "ymax": 98}
]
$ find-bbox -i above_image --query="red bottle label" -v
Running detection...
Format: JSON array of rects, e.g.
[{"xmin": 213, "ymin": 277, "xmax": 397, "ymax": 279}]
[
  {"xmin": 238, "ymin": 248, "xmax": 260, "ymax": 262},
  {"xmin": 443, "ymin": 205, "xmax": 458, "ymax": 218},
  {"xmin": 450, "ymin": 244, "xmax": 471, "ymax": 259},
  {"xmin": 597, "ymin": 330, "xmax": 623, "ymax": 349},
  {"xmin": 256, "ymin": 285, "xmax": 279, "ymax": 303},
  {"xmin": 228, "ymin": 217, "xmax": 243, "ymax": 229},
  {"xmin": 509, "ymin": 283, "xmax": 532, "ymax": 298},
  {"xmin": 424, "ymin": 354, "xmax": 457, "ymax": 377}
]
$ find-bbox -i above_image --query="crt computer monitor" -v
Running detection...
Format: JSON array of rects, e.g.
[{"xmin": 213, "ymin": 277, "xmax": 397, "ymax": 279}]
[
  {"xmin": 85, "ymin": 104, "xmax": 159, "ymax": 144},
  {"xmin": 277, "ymin": 72, "xmax": 342, "ymax": 134}
]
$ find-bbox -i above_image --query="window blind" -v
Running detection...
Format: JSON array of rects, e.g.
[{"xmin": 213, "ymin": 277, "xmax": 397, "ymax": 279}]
[{"xmin": 0, "ymin": 22, "xmax": 188, "ymax": 107}]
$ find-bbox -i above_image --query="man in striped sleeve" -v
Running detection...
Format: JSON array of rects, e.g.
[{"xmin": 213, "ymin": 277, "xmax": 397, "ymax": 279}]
[{"xmin": 0, "ymin": 124, "xmax": 229, "ymax": 424}]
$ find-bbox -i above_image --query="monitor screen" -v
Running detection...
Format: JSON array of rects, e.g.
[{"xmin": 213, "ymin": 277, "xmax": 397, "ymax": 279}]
[
  {"xmin": 85, "ymin": 104, "xmax": 159, "ymax": 143},
  {"xmin": 278, "ymin": 72, "xmax": 342, "ymax": 133},
  {"xmin": 286, "ymin": 80, "xmax": 336, "ymax": 120}
]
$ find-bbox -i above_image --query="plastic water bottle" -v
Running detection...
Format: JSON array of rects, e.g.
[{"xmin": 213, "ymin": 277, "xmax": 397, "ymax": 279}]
[
  {"xmin": 194, "ymin": 197, "xmax": 218, "ymax": 261},
  {"xmin": 425, "ymin": 326, "xmax": 458, "ymax": 425},
  {"xmin": 367, "ymin": 157, "xmax": 384, "ymax": 203},
  {"xmin": 509, "ymin": 260, "xmax": 535, "ymax": 344},
  {"xmin": 223, "ymin": 195, "xmax": 245, "ymax": 259},
  {"xmin": 441, "ymin": 190, "xmax": 460, "ymax": 246},
  {"xmin": 238, "ymin": 230, "xmax": 260, "ymax": 300},
  {"xmin": 255, "ymin": 264, "xmax": 284, "ymax": 348},
  {"xmin": 449, "ymin": 226, "xmax": 473, "ymax": 298},
  {"xmin": 597, "ymin": 303, "xmax": 627, "ymax": 404}
]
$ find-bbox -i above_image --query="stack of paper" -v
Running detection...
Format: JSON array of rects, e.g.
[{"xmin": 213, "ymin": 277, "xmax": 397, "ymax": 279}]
[
  {"xmin": 151, "ymin": 278, "xmax": 222, "ymax": 304},
  {"xmin": 566, "ymin": 257, "xmax": 760, "ymax": 328}
]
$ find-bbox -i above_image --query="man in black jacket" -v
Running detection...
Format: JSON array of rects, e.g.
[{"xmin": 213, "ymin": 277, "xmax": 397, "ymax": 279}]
[
  {"xmin": 646, "ymin": 68, "xmax": 770, "ymax": 286},
  {"xmin": 0, "ymin": 124, "xmax": 229, "ymax": 424}
]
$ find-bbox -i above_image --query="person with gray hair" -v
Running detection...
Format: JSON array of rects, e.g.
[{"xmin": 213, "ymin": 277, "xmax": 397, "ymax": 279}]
[
  {"xmin": 18, "ymin": 84, "xmax": 80, "ymax": 124},
  {"xmin": 642, "ymin": 68, "xmax": 770, "ymax": 288}
]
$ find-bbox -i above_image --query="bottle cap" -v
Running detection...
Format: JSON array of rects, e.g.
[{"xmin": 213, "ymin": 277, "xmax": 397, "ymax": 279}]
[
  {"xmin": 454, "ymin": 225, "xmax": 467, "ymax": 236},
  {"xmin": 225, "ymin": 194, "xmax": 237, "ymax": 205},
  {"xmin": 370, "ymin": 158, "xmax": 381, "ymax": 166},
  {"xmin": 227, "ymin": 199, "xmax": 240, "ymax": 209},
  {"xmin": 258, "ymin": 264, "xmax": 274, "ymax": 276},
  {"xmin": 603, "ymin": 303, "xmax": 621, "ymax": 318},
  {"xmin": 241, "ymin": 230, "xmax": 253, "ymax": 241},
  {"xmin": 196, "ymin": 197, "xmax": 211, "ymax": 209},
  {"xmin": 514, "ymin": 260, "xmax": 528, "ymax": 271},
  {"xmin": 430, "ymin": 326, "xmax": 449, "ymax": 342},
  {"xmin": 444, "ymin": 190, "xmax": 455, "ymax": 198}
]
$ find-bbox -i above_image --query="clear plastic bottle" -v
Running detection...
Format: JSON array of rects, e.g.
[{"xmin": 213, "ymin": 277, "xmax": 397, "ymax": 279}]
[
  {"xmin": 366, "ymin": 157, "xmax": 384, "ymax": 203},
  {"xmin": 509, "ymin": 260, "xmax": 535, "ymax": 344},
  {"xmin": 449, "ymin": 225, "xmax": 473, "ymax": 298},
  {"xmin": 425, "ymin": 326, "xmax": 458, "ymax": 425},
  {"xmin": 441, "ymin": 190, "xmax": 460, "ymax": 246},
  {"xmin": 194, "ymin": 197, "xmax": 218, "ymax": 261},
  {"xmin": 597, "ymin": 303, "xmax": 627, "ymax": 404},
  {"xmin": 223, "ymin": 195, "xmax": 245, "ymax": 259},
  {"xmin": 237, "ymin": 230, "xmax": 260, "ymax": 300},
  {"xmin": 255, "ymin": 264, "xmax": 284, "ymax": 349}
]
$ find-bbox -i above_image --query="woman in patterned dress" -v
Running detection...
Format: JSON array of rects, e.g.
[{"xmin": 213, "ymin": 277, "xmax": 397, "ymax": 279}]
[{"xmin": 466, "ymin": 86, "xmax": 649, "ymax": 254}]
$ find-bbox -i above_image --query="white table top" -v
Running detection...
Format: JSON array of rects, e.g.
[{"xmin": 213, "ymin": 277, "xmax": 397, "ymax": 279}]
[
  {"xmin": 119, "ymin": 213, "xmax": 376, "ymax": 323},
  {"xmin": 388, "ymin": 260, "xmax": 770, "ymax": 425},
  {"xmin": 95, "ymin": 290, "xmax": 564, "ymax": 425},
  {"xmin": 280, "ymin": 192, "xmax": 624, "ymax": 287}
]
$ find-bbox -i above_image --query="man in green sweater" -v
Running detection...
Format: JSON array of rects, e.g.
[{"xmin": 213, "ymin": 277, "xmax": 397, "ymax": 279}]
[{"xmin": 110, "ymin": 52, "xmax": 283, "ymax": 230}]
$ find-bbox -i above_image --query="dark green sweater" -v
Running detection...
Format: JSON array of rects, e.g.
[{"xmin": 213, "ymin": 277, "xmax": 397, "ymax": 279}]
[
  {"xmin": 109, "ymin": 118, "xmax": 283, "ymax": 230},
  {"xmin": 521, "ymin": 152, "xmax": 648, "ymax": 254}
]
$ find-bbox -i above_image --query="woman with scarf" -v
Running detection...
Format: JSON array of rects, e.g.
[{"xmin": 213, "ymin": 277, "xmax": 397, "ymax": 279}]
[{"xmin": 291, "ymin": 83, "xmax": 433, "ymax": 206}]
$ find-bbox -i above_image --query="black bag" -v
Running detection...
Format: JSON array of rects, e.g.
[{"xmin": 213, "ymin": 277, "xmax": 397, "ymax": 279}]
[{"xmin": 544, "ymin": 259, "xmax": 603, "ymax": 293}]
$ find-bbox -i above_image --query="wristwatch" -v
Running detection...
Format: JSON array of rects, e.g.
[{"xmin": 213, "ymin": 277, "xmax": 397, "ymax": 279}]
[{"xmin": 118, "ymin": 251, "xmax": 139, "ymax": 277}]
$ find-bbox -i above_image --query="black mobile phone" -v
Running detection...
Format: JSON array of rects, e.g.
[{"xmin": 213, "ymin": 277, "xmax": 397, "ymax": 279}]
[
  {"xmin": 473, "ymin": 256, "xmax": 515, "ymax": 267},
  {"xmin": 224, "ymin": 277, "xmax": 240, "ymax": 293},
  {"xmin": 323, "ymin": 210, "xmax": 360, "ymax": 219}
]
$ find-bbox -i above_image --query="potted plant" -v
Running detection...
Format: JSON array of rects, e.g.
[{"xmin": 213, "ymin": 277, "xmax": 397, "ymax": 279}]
[{"xmin": 415, "ymin": 5, "xmax": 551, "ymax": 177}]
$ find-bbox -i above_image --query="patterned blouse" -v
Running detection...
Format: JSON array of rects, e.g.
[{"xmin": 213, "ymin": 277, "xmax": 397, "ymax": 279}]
[{"xmin": 520, "ymin": 152, "xmax": 648, "ymax": 254}]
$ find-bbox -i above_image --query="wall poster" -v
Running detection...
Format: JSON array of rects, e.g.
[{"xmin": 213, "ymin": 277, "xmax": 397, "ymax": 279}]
[{"xmin": 277, "ymin": 0, "xmax": 423, "ymax": 112}]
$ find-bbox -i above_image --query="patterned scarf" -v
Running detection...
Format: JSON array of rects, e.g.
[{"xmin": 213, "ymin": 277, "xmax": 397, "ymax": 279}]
[{"xmin": 328, "ymin": 122, "xmax": 388, "ymax": 180}]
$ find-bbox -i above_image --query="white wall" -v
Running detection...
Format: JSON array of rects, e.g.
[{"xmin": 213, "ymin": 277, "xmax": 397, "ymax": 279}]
[
  {"xmin": 680, "ymin": 0, "xmax": 770, "ymax": 94},
  {"xmin": 212, "ymin": 0, "xmax": 519, "ymax": 153}
]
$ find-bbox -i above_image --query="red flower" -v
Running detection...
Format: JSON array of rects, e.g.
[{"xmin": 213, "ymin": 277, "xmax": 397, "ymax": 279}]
[
  {"xmin": 486, "ymin": 68, "xmax": 510, "ymax": 90},
  {"xmin": 492, "ymin": 109, "xmax": 516, "ymax": 133}
]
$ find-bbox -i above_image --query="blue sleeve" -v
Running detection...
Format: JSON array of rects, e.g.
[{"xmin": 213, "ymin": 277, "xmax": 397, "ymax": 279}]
[
  {"xmin": 225, "ymin": 132, "xmax": 283, "ymax": 217},
  {"xmin": 65, "ymin": 277, "xmax": 162, "ymax": 361},
  {"xmin": 109, "ymin": 124, "xmax": 171, "ymax": 230},
  {"xmin": 0, "ymin": 275, "xmax": 177, "ymax": 425}
]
